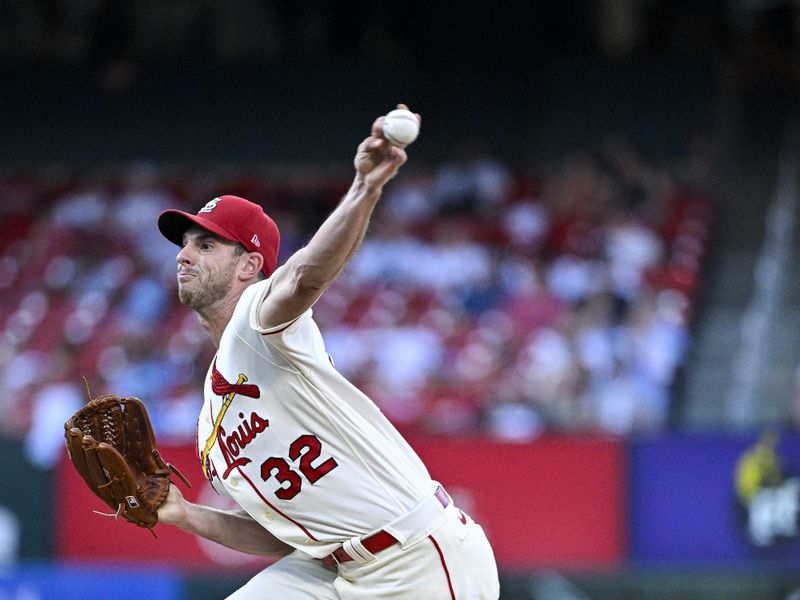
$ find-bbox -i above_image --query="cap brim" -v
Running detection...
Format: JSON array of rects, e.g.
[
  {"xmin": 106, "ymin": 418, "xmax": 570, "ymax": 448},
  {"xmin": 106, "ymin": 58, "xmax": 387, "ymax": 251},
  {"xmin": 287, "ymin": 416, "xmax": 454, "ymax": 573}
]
[{"xmin": 157, "ymin": 209, "xmax": 240, "ymax": 247}]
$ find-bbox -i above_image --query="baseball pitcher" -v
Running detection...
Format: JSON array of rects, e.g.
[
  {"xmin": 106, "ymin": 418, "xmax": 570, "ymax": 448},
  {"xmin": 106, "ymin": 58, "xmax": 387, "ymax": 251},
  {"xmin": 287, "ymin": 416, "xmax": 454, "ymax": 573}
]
[{"xmin": 151, "ymin": 105, "xmax": 498, "ymax": 598}]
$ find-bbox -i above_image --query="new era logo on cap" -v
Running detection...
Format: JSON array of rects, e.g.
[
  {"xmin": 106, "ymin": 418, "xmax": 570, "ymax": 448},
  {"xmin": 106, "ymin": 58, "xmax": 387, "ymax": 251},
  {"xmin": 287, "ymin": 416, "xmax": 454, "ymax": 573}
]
[{"xmin": 157, "ymin": 195, "xmax": 280, "ymax": 276}]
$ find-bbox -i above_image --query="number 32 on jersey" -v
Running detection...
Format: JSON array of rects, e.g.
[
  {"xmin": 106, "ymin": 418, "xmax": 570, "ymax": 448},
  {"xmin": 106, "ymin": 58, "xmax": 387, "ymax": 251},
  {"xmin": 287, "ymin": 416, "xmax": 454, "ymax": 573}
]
[{"xmin": 261, "ymin": 434, "xmax": 338, "ymax": 500}]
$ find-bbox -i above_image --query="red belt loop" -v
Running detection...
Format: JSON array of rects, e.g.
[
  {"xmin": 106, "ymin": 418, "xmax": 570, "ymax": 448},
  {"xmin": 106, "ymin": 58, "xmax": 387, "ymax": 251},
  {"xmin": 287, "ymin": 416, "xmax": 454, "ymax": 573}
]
[{"xmin": 321, "ymin": 486, "xmax": 451, "ymax": 567}]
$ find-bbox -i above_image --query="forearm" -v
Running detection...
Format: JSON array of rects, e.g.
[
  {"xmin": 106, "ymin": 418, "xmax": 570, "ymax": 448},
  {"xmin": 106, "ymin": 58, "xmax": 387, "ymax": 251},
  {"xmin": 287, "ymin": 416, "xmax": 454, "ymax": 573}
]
[
  {"xmin": 176, "ymin": 501, "xmax": 292, "ymax": 557},
  {"xmin": 257, "ymin": 115, "xmax": 409, "ymax": 329},
  {"xmin": 293, "ymin": 175, "xmax": 381, "ymax": 290}
]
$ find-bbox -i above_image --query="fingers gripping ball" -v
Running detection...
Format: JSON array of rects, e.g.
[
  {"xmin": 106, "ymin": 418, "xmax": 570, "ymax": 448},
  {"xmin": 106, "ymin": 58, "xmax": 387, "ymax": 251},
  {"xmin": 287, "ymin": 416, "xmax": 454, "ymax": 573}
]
[
  {"xmin": 64, "ymin": 386, "xmax": 191, "ymax": 536},
  {"xmin": 383, "ymin": 108, "xmax": 420, "ymax": 146}
]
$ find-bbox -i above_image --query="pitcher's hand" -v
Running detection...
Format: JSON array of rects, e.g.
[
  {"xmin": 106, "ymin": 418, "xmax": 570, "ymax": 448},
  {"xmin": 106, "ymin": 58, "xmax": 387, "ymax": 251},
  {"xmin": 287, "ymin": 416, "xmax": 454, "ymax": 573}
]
[
  {"xmin": 354, "ymin": 103, "xmax": 420, "ymax": 191},
  {"xmin": 157, "ymin": 484, "xmax": 189, "ymax": 528}
]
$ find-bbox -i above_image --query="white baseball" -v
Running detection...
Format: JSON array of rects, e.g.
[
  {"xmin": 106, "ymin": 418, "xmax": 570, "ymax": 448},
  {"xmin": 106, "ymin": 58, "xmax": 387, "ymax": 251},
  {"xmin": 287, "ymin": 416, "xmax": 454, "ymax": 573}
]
[{"xmin": 382, "ymin": 108, "xmax": 420, "ymax": 146}]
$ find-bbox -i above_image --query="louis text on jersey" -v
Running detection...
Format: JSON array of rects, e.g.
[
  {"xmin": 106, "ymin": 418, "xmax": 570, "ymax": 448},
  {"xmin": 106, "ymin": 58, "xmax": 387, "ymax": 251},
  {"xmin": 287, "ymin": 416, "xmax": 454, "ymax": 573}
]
[{"xmin": 201, "ymin": 361, "xmax": 268, "ymax": 481}]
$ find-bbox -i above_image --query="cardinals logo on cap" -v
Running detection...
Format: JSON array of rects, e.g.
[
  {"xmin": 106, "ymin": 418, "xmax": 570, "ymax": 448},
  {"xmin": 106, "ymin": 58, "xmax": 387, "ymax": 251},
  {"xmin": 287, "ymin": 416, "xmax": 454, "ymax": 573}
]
[{"xmin": 199, "ymin": 198, "xmax": 221, "ymax": 213}]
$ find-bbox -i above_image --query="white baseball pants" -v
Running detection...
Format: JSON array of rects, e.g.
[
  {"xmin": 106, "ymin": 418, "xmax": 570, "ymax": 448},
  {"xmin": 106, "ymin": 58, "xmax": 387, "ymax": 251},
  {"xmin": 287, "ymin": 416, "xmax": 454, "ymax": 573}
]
[{"xmin": 227, "ymin": 503, "xmax": 499, "ymax": 599}]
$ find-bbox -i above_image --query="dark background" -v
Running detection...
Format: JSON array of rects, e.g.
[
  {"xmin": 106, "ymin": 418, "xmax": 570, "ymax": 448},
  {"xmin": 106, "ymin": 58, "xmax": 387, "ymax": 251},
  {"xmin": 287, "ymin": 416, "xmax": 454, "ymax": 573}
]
[{"xmin": 1, "ymin": 0, "xmax": 781, "ymax": 165}]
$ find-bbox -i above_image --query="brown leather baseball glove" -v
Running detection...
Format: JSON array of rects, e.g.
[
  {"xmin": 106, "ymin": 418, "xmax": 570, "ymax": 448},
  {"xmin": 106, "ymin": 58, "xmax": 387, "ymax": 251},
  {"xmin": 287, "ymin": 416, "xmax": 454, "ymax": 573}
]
[{"xmin": 64, "ymin": 391, "xmax": 190, "ymax": 536}]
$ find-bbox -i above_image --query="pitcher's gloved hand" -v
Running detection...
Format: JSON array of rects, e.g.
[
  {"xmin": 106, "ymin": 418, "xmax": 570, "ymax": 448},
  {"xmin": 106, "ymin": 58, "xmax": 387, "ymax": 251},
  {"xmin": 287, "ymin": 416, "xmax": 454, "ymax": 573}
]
[{"xmin": 64, "ymin": 391, "xmax": 190, "ymax": 536}]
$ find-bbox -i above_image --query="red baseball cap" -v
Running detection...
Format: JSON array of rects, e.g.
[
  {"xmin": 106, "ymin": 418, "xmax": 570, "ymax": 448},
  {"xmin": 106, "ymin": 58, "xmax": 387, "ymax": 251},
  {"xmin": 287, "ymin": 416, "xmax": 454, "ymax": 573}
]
[{"xmin": 158, "ymin": 195, "xmax": 280, "ymax": 276}]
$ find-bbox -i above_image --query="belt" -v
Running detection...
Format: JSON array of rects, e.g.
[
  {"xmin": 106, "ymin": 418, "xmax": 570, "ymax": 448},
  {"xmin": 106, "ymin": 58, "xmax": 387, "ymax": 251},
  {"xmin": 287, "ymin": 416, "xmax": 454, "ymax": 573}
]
[{"xmin": 321, "ymin": 487, "xmax": 450, "ymax": 567}]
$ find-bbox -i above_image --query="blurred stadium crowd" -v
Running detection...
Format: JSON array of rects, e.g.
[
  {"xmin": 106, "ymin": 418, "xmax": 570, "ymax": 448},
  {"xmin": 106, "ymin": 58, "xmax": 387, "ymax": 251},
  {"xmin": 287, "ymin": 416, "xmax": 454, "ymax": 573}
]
[{"xmin": 0, "ymin": 134, "xmax": 714, "ymax": 469}]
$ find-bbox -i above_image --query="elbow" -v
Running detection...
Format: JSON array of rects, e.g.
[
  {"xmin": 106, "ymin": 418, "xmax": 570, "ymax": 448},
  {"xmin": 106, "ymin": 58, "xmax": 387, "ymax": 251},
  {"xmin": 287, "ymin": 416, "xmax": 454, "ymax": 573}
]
[
  {"xmin": 284, "ymin": 246, "xmax": 344, "ymax": 296},
  {"xmin": 292, "ymin": 262, "xmax": 328, "ymax": 294}
]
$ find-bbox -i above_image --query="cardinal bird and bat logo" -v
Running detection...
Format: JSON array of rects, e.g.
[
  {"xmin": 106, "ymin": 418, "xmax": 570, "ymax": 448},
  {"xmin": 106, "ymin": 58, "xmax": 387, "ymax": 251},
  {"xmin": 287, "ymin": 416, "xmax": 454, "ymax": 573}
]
[{"xmin": 201, "ymin": 361, "xmax": 269, "ymax": 481}]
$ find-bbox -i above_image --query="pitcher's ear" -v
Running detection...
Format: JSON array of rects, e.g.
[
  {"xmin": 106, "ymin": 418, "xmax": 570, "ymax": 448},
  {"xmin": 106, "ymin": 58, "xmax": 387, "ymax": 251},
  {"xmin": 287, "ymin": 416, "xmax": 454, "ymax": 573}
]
[{"xmin": 239, "ymin": 251, "xmax": 264, "ymax": 281}]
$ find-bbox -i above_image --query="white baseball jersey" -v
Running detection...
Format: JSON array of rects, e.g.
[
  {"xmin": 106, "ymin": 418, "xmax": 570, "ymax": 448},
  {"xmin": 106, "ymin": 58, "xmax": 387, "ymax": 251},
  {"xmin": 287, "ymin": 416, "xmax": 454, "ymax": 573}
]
[{"xmin": 196, "ymin": 269, "xmax": 434, "ymax": 557}]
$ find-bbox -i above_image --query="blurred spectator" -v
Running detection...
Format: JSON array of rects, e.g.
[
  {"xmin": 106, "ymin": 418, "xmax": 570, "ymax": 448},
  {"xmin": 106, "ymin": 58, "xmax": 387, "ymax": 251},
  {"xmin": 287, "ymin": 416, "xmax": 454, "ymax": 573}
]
[
  {"xmin": 431, "ymin": 139, "xmax": 514, "ymax": 216},
  {"xmin": 25, "ymin": 380, "xmax": 83, "ymax": 469},
  {"xmin": 0, "ymin": 505, "xmax": 20, "ymax": 566},
  {"xmin": 605, "ymin": 211, "xmax": 664, "ymax": 302}
]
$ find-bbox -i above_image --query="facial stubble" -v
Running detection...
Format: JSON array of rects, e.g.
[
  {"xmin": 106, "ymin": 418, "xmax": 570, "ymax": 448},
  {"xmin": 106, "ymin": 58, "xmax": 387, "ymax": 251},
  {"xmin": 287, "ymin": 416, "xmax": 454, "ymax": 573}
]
[{"xmin": 178, "ymin": 264, "xmax": 237, "ymax": 313}]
